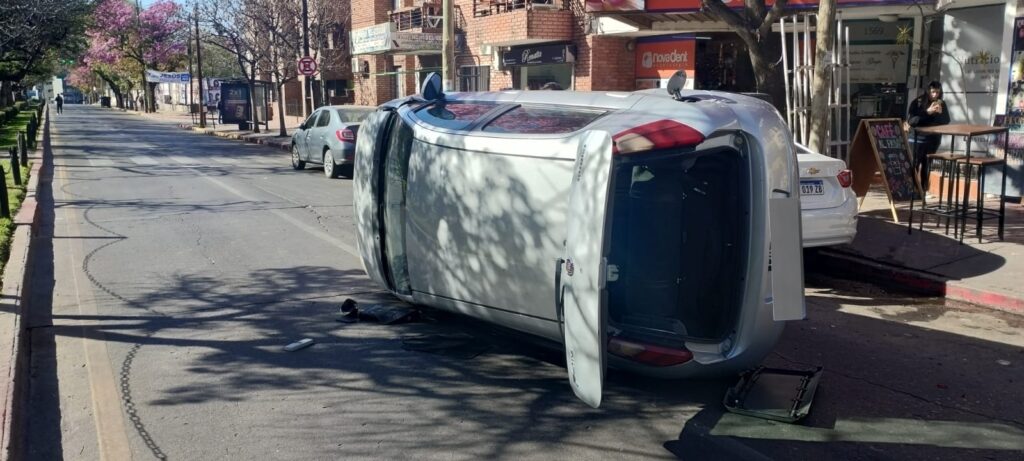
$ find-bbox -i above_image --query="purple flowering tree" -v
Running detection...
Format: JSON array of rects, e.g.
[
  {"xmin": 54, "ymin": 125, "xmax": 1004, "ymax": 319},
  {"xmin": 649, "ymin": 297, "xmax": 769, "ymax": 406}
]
[{"xmin": 86, "ymin": 0, "xmax": 187, "ymax": 112}]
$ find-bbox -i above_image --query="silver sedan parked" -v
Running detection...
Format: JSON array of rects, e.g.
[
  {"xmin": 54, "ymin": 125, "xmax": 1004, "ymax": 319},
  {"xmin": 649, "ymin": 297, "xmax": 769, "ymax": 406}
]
[{"xmin": 291, "ymin": 105, "xmax": 376, "ymax": 178}]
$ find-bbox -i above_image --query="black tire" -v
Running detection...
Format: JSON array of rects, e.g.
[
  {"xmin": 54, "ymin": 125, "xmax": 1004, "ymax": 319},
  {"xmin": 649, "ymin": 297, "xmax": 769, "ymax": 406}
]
[
  {"xmin": 323, "ymin": 150, "xmax": 339, "ymax": 178},
  {"xmin": 339, "ymin": 164, "xmax": 354, "ymax": 178},
  {"xmin": 291, "ymin": 144, "xmax": 306, "ymax": 170}
]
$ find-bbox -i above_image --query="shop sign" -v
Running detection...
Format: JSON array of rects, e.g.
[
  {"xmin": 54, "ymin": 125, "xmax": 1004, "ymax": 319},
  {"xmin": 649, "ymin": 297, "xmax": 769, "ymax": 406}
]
[
  {"xmin": 587, "ymin": 0, "xmax": 921, "ymax": 14},
  {"xmin": 351, "ymin": 23, "xmax": 394, "ymax": 55},
  {"xmin": 941, "ymin": 6, "xmax": 1002, "ymax": 93},
  {"xmin": 634, "ymin": 36, "xmax": 695, "ymax": 80},
  {"xmin": 392, "ymin": 32, "xmax": 442, "ymax": 54},
  {"xmin": 848, "ymin": 45, "xmax": 909, "ymax": 84},
  {"xmin": 502, "ymin": 44, "xmax": 576, "ymax": 67}
]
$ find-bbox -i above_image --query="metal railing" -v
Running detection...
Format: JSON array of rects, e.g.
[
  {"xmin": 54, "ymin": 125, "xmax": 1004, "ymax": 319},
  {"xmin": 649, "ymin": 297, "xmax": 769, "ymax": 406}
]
[
  {"xmin": 391, "ymin": 3, "xmax": 464, "ymax": 31},
  {"xmin": 472, "ymin": 0, "xmax": 561, "ymax": 18}
]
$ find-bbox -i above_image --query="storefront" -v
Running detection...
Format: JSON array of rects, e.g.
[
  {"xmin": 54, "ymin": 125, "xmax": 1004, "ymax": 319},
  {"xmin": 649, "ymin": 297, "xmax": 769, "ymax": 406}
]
[{"xmin": 501, "ymin": 43, "xmax": 576, "ymax": 90}]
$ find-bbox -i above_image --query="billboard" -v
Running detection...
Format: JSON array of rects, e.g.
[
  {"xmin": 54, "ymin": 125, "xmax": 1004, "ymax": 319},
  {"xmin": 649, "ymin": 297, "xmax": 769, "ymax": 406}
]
[{"xmin": 221, "ymin": 82, "xmax": 250, "ymax": 124}]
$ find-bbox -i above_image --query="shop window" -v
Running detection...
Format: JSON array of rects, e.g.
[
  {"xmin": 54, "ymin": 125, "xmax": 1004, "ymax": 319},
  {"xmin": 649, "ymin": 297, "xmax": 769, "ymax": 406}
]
[
  {"xmin": 483, "ymin": 106, "xmax": 604, "ymax": 134},
  {"xmin": 458, "ymin": 66, "xmax": 491, "ymax": 92},
  {"xmin": 415, "ymin": 102, "xmax": 497, "ymax": 130}
]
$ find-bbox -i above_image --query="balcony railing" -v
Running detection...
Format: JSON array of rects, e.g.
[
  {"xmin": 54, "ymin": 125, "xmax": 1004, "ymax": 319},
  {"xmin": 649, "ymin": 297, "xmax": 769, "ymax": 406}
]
[
  {"xmin": 472, "ymin": 0, "xmax": 561, "ymax": 18},
  {"xmin": 391, "ymin": 2, "xmax": 464, "ymax": 32}
]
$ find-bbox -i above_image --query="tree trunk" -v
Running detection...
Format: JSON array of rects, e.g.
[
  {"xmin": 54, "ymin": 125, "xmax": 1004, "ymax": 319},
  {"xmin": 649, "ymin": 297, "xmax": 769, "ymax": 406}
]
[
  {"xmin": 744, "ymin": 35, "xmax": 785, "ymax": 114},
  {"xmin": 808, "ymin": 0, "xmax": 837, "ymax": 155},
  {"xmin": 276, "ymin": 81, "xmax": 287, "ymax": 137},
  {"xmin": 248, "ymin": 78, "xmax": 260, "ymax": 134},
  {"xmin": 0, "ymin": 80, "xmax": 11, "ymax": 107}
]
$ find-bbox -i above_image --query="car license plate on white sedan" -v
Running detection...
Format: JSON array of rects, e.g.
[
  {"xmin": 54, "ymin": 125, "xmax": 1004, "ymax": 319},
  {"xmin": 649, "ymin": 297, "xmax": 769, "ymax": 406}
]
[{"xmin": 800, "ymin": 180, "xmax": 824, "ymax": 196}]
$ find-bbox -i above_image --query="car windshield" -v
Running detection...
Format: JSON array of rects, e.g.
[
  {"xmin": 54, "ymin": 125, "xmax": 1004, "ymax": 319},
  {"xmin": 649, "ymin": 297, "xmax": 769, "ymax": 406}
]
[{"xmin": 335, "ymin": 108, "xmax": 375, "ymax": 123}]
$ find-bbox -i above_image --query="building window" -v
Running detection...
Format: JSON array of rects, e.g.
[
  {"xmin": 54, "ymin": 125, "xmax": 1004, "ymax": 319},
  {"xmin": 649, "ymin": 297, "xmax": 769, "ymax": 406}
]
[
  {"xmin": 325, "ymin": 79, "xmax": 349, "ymax": 99},
  {"xmin": 458, "ymin": 66, "xmax": 490, "ymax": 92},
  {"xmin": 330, "ymin": 24, "xmax": 345, "ymax": 50}
]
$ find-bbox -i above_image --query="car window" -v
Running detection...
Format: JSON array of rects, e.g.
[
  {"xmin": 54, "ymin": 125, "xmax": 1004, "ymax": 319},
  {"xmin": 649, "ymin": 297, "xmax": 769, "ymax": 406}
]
[
  {"xmin": 302, "ymin": 111, "xmax": 318, "ymax": 129},
  {"xmin": 483, "ymin": 106, "xmax": 605, "ymax": 134},
  {"xmin": 315, "ymin": 110, "xmax": 332, "ymax": 127},
  {"xmin": 415, "ymin": 102, "xmax": 496, "ymax": 130},
  {"xmin": 336, "ymin": 108, "xmax": 374, "ymax": 124}
]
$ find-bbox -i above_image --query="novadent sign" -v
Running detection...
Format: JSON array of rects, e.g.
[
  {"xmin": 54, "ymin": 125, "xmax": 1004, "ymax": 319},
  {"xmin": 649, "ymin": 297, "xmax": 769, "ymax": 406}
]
[{"xmin": 634, "ymin": 36, "xmax": 695, "ymax": 79}]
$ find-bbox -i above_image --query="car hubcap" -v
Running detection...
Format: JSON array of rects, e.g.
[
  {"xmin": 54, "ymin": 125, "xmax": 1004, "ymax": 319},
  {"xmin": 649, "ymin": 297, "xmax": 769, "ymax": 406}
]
[
  {"xmin": 292, "ymin": 148, "xmax": 299, "ymax": 165},
  {"xmin": 325, "ymin": 154, "xmax": 333, "ymax": 175}
]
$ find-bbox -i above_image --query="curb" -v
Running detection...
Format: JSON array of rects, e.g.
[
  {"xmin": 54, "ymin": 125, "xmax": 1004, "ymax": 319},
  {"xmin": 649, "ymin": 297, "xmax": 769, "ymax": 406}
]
[
  {"xmin": 810, "ymin": 248, "xmax": 1024, "ymax": 315},
  {"xmin": 0, "ymin": 105, "xmax": 47, "ymax": 461},
  {"xmin": 176, "ymin": 123, "xmax": 292, "ymax": 152}
]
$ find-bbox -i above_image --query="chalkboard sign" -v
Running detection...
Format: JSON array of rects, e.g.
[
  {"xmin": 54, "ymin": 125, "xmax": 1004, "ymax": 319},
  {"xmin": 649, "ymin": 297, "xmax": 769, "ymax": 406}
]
[{"xmin": 848, "ymin": 118, "xmax": 922, "ymax": 222}]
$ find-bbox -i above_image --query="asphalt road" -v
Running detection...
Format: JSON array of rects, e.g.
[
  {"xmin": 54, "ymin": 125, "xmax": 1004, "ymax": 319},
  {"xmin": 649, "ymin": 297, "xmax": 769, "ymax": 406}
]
[{"xmin": 24, "ymin": 105, "xmax": 1024, "ymax": 460}]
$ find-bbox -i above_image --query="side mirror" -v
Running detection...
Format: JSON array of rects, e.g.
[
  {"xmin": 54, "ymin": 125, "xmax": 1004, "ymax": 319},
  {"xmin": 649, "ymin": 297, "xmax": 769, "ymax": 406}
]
[
  {"xmin": 666, "ymin": 69, "xmax": 687, "ymax": 100},
  {"xmin": 421, "ymin": 72, "xmax": 444, "ymax": 102}
]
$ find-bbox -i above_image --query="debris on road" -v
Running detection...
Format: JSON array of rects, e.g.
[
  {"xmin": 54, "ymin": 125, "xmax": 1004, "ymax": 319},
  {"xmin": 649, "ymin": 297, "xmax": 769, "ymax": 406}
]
[
  {"xmin": 723, "ymin": 366, "xmax": 823, "ymax": 423},
  {"xmin": 335, "ymin": 298, "xmax": 421, "ymax": 325},
  {"xmin": 283, "ymin": 338, "xmax": 315, "ymax": 352},
  {"xmin": 997, "ymin": 359, "xmax": 1012, "ymax": 366},
  {"xmin": 402, "ymin": 334, "xmax": 491, "ymax": 359}
]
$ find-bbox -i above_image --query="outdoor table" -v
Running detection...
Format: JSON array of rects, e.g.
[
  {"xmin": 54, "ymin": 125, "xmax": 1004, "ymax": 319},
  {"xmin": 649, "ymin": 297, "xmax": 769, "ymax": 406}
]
[{"xmin": 908, "ymin": 123, "xmax": 1009, "ymax": 243}]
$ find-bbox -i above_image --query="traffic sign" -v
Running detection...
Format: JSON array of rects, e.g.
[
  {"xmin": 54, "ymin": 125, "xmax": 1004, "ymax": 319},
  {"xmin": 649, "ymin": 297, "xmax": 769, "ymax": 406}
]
[{"xmin": 298, "ymin": 56, "xmax": 318, "ymax": 76}]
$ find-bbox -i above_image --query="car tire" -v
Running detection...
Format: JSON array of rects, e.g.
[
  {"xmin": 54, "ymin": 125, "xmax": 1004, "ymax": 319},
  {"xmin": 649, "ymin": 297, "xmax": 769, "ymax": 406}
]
[
  {"xmin": 291, "ymin": 144, "xmax": 305, "ymax": 170},
  {"xmin": 324, "ymin": 150, "xmax": 339, "ymax": 178},
  {"xmin": 339, "ymin": 164, "xmax": 354, "ymax": 178}
]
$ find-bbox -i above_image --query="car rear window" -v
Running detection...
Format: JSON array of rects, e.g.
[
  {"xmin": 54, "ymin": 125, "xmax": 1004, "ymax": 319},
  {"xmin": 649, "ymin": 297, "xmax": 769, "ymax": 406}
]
[
  {"xmin": 335, "ymin": 109, "xmax": 374, "ymax": 123},
  {"xmin": 415, "ymin": 102, "xmax": 496, "ymax": 130},
  {"xmin": 483, "ymin": 106, "xmax": 604, "ymax": 134}
]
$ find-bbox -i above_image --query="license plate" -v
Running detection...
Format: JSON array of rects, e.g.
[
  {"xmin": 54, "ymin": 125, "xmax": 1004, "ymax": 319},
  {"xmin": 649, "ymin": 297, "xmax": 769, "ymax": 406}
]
[{"xmin": 800, "ymin": 180, "xmax": 824, "ymax": 196}]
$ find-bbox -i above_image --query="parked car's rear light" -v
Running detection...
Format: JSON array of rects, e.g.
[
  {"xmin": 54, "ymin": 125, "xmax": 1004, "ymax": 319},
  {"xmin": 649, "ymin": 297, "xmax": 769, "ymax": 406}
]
[
  {"xmin": 336, "ymin": 128, "xmax": 356, "ymax": 142},
  {"xmin": 612, "ymin": 119, "xmax": 705, "ymax": 155},
  {"xmin": 607, "ymin": 337, "xmax": 694, "ymax": 367},
  {"xmin": 837, "ymin": 169, "xmax": 853, "ymax": 188}
]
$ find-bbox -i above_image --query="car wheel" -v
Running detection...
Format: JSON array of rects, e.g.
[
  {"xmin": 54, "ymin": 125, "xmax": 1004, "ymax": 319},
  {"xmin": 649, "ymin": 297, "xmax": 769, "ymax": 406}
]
[
  {"xmin": 291, "ymin": 144, "xmax": 305, "ymax": 170},
  {"xmin": 323, "ymin": 150, "xmax": 339, "ymax": 178},
  {"xmin": 339, "ymin": 164, "xmax": 354, "ymax": 178}
]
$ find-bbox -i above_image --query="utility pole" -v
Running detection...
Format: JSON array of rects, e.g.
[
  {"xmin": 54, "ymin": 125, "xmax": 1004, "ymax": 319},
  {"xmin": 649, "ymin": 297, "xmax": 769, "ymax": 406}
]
[
  {"xmin": 195, "ymin": 3, "xmax": 206, "ymax": 128},
  {"xmin": 442, "ymin": 0, "xmax": 454, "ymax": 91},
  {"xmin": 301, "ymin": 0, "xmax": 312, "ymax": 114}
]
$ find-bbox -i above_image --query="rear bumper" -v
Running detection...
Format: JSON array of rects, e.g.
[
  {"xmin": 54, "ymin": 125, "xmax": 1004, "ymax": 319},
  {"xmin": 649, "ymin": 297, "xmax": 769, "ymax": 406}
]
[{"xmin": 801, "ymin": 194, "xmax": 858, "ymax": 248}]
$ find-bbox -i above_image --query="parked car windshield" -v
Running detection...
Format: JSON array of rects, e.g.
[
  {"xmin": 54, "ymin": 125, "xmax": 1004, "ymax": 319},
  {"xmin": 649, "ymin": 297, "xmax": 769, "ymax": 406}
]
[
  {"xmin": 335, "ymin": 108, "xmax": 375, "ymax": 124},
  {"xmin": 483, "ymin": 105, "xmax": 605, "ymax": 134},
  {"xmin": 414, "ymin": 102, "xmax": 497, "ymax": 130}
]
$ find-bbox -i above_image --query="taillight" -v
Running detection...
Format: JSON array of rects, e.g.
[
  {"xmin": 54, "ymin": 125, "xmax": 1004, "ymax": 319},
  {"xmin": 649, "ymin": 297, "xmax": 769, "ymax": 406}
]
[
  {"xmin": 336, "ymin": 128, "xmax": 355, "ymax": 142},
  {"xmin": 608, "ymin": 337, "xmax": 694, "ymax": 367},
  {"xmin": 612, "ymin": 119, "xmax": 705, "ymax": 155},
  {"xmin": 837, "ymin": 169, "xmax": 852, "ymax": 188}
]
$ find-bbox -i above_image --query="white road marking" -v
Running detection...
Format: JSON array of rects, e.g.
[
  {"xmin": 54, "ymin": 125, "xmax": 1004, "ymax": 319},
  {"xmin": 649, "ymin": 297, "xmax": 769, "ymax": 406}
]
[
  {"xmin": 169, "ymin": 156, "xmax": 197, "ymax": 165},
  {"xmin": 130, "ymin": 156, "xmax": 159, "ymax": 165},
  {"xmin": 89, "ymin": 158, "xmax": 116, "ymax": 167}
]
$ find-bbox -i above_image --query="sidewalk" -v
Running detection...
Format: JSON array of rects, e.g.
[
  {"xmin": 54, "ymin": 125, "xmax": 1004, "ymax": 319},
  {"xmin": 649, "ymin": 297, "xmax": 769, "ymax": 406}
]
[
  {"xmin": 137, "ymin": 109, "xmax": 302, "ymax": 152},
  {"xmin": 813, "ymin": 185, "xmax": 1024, "ymax": 315}
]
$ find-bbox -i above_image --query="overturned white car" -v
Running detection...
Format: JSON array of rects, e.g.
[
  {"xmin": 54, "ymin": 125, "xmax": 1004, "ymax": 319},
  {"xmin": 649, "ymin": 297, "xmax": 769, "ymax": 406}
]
[{"xmin": 353, "ymin": 74, "xmax": 806, "ymax": 408}]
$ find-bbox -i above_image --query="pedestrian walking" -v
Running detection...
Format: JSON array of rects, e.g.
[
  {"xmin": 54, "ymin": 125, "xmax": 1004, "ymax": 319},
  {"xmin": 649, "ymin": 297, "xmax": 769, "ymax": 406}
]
[
  {"xmin": 907, "ymin": 80, "xmax": 950, "ymax": 198},
  {"xmin": 217, "ymin": 96, "xmax": 225, "ymax": 123},
  {"xmin": 55, "ymin": 94, "xmax": 64, "ymax": 114}
]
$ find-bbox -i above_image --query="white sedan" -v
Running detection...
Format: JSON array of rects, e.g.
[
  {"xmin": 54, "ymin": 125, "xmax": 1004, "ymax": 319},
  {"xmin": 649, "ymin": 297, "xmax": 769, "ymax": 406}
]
[{"xmin": 796, "ymin": 143, "xmax": 858, "ymax": 247}]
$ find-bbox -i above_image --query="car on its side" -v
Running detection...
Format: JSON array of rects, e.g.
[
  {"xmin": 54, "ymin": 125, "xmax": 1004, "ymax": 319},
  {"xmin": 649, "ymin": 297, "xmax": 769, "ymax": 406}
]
[
  {"xmin": 353, "ymin": 75, "xmax": 807, "ymax": 408},
  {"xmin": 291, "ymin": 105, "xmax": 376, "ymax": 178},
  {"xmin": 795, "ymin": 143, "xmax": 858, "ymax": 247}
]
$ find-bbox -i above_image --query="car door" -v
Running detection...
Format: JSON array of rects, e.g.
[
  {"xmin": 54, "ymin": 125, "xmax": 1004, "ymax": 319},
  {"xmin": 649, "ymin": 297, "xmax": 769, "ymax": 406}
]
[
  {"xmin": 297, "ymin": 110, "xmax": 318, "ymax": 160},
  {"xmin": 769, "ymin": 147, "xmax": 806, "ymax": 321},
  {"xmin": 307, "ymin": 109, "xmax": 333, "ymax": 162},
  {"xmin": 557, "ymin": 130, "xmax": 614, "ymax": 409},
  {"xmin": 353, "ymin": 110, "xmax": 394, "ymax": 290}
]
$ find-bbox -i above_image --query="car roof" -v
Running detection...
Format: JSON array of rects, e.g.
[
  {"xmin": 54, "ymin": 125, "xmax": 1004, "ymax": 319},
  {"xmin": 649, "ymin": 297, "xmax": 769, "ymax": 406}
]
[{"xmin": 324, "ymin": 105, "xmax": 376, "ymax": 112}]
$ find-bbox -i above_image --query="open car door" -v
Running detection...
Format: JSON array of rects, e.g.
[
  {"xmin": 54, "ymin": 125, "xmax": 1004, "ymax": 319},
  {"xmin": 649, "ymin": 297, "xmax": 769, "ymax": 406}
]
[
  {"xmin": 558, "ymin": 131, "xmax": 614, "ymax": 408},
  {"xmin": 768, "ymin": 153, "xmax": 807, "ymax": 321}
]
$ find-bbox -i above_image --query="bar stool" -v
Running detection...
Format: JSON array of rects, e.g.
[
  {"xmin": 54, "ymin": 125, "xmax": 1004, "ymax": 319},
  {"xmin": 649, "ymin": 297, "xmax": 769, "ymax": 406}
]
[
  {"xmin": 954, "ymin": 156, "xmax": 1007, "ymax": 242},
  {"xmin": 925, "ymin": 152, "xmax": 966, "ymax": 232}
]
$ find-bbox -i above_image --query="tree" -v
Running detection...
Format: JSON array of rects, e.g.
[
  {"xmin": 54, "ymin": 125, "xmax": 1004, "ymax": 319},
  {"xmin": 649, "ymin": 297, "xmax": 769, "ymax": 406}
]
[
  {"xmin": 201, "ymin": 0, "xmax": 269, "ymax": 133},
  {"xmin": 807, "ymin": 0, "xmax": 836, "ymax": 155},
  {"xmin": 88, "ymin": 0, "xmax": 187, "ymax": 112},
  {"xmin": 0, "ymin": 0, "xmax": 92, "ymax": 106},
  {"xmin": 700, "ymin": 0, "xmax": 789, "ymax": 108},
  {"xmin": 247, "ymin": 0, "xmax": 302, "ymax": 136},
  {"xmin": 306, "ymin": 0, "xmax": 351, "ymax": 109}
]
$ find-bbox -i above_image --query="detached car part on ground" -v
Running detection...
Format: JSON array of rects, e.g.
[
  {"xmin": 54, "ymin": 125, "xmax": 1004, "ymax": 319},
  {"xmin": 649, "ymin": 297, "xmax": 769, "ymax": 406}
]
[{"xmin": 352, "ymin": 76, "xmax": 807, "ymax": 408}]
